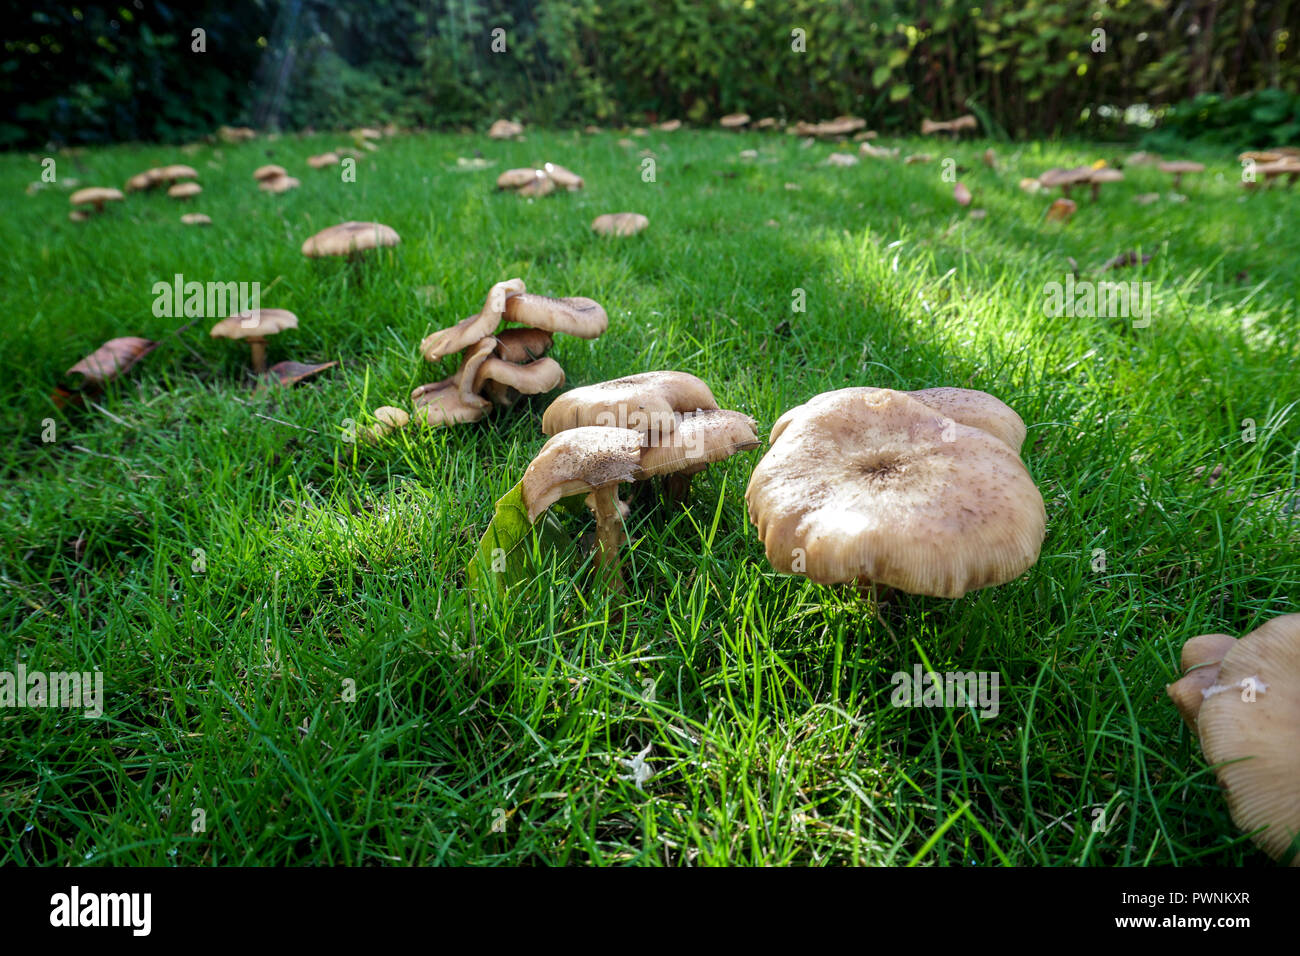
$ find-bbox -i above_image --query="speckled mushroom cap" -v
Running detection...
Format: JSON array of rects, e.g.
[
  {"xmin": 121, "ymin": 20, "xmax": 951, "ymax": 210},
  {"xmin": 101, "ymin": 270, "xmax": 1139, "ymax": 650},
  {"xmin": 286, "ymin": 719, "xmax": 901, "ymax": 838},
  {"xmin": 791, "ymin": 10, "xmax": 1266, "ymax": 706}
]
[
  {"xmin": 503, "ymin": 294, "xmax": 608, "ymax": 339},
  {"xmin": 541, "ymin": 371, "xmax": 719, "ymax": 438},
  {"xmin": 209, "ymin": 308, "xmax": 298, "ymax": 340},
  {"xmin": 419, "ymin": 278, "xmax": 525, "ymax": 360},
  {"xmin": 1190, "ymin": 614, "xmax": 1300, "ymax": 865},
  {"xmin": 905, "ymin": 387, "xmax": 1029, "ymax": 454},
  {"xmin": 638, "ymin": 409, "xmax": 760, "ymax": 477},
  {"xmin": 301, "ymin": 221, "xmax": 401, "ymax": 257},
  {"xmin": 521, "ymin": 426, "xmax": 644, "ymax": 522},
  {"xmin": 745, "ymin": 387, "xmax": 1047, "ymax": 596},
  {"xmin": 592, "ymin": 212, "xmax": 649, "ymax": 237},
  {"xmin": 180, "ymin": 213, "xmax": 212, "ymax": 226}
]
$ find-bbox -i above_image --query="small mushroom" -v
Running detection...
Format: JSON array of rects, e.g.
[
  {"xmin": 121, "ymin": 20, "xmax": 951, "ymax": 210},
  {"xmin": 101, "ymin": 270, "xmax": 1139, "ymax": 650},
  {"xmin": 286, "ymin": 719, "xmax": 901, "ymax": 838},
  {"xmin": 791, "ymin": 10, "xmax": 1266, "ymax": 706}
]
[
  {"xmin": 419, "ymin": 278, "xmax": 525, "ymax": 360},
  {"xmin": 921, "ymin": 115, "xmax": 978, "ymax": 136},
  {"xmin": 301, "ymin": 221, "xmax": 401, "ymax": 259},
  {"xmin": 656, "ymin": 120, "xmax": 682, "ymax": 132},
  {"xmin": 260, "ymin": 174, "xmax": 300, "ymax": 193},
  {"xmin": 521, "ymin": 426, "xmax": 644, "ymax": 588},
  {"xmin": 488, "ymin": 119, "xmax": 524, "ymax": 139},
  {"xmin": 1038, "ymin": 167, "xmax": 1093, "ymax": 198},
  {"xmin": 209, "ymin": 308, "xmax": 298, "ymax": 375},
  {"xmin": 719, "ymin": 113, "xmax": 751, "ymax": 129},
  {"xmin": 638, "ymin": 408, "xmax": 760, "ymax": 501},
  {"xmin": 307, "ymin": 152, "xmax": 340, "ymax": 169},
  {"xmin": 1167, "ymin": 615, "xmax": 1300, "ymax": 865},
  {"xmin": 1158, "ymin": 160, "xmax": 1205, "ymax": 190},
  {"xmin": 544, "ymin": 162, "xmax": 583, "ymax": 191},
  {"xmin": 253, "ymin": 165, "xmax": 287, "ymax": 183},
  {"xmin": 180, "ymin": 213, "xmax": 212, "ymax": 226},
  {"xmin": 542, "ymin": 371, "xmax": 718, "ymax": 441},
  {"xmin": 497, "ymin": 168, "xmax": 541, "ymax": 190},
  {"xmin": 825, "ymin": 152, "xmax": 858, "ymax": 167},
  {"xmin": 754, "ymin": 118, "xmax": 779, "ymax": 130},
  {"xmin": 591, "ymin": 212, "xmax": 649, "ymax": 237},
  {"xmin": 69, "ymin": 187, "xmax": 124, "ymax": 217},
  {"xmin": 411, "ymin": 383, "xmax": 490, "ymax": 427},
  {"xmin": 167, "ymin": 182, "xmax": 202, "ymax": 200},
  {"xmin": 361, "ymin": 406, "xmax": 411, "ymax": 444},
  {"xmin": 1085, "ymin": 167, "xmax": 1124, "ymax": 201},
  {"xmin": 744, "ymin": 387, "xmax": 1046, "ymax": 597},
  {"xmin": 517, "ymin": 171, "xmax": 556, "ymax": 197},
  {"xmin": 503, "ymin": 294, "xmax": 609, "ymax": 339}
]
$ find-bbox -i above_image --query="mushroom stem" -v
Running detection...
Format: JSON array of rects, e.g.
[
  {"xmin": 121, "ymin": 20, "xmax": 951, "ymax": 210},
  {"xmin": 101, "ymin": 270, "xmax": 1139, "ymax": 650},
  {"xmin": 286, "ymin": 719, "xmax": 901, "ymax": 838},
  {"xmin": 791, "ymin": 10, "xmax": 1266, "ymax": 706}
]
[
  {"xmin": 663, "ymin": 472, "xmax": 694, "ymax": 504},
  {"xmin": 1089, "ymin": 182, "xmax": 1101, "ymax": 202},
  {"xmin": 590, "ymin": 485, "xmax": 627, "ymax": 592},
  {"xmin": 248, "ymin": 338, "xmax": 268, "ymax": 375},
  {"xmin": 1172, "ymin": 172, "xmax": 1184, "ymax": 190}
]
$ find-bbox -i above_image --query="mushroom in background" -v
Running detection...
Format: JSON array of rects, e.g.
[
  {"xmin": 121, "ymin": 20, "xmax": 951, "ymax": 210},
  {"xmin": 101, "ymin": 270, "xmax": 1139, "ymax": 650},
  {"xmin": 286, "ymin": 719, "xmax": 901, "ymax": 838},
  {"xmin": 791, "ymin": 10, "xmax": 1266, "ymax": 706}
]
[
  {"xmin": 1085, "ymin": 167, "xmax": 1124, "ymax": 201},
  {"xmin": 921, "ymin": 115, "xmax": 978, "ymax": 136},
  {"xmin": 260, "ymin": 174, "xmax": 300, "ymax": 193},
  {"xmin": 744, "ymin": 387, "xmax": 1045, "ymax": 599},
  {"xmin": 719, "ymin": 113, "xmax": 751, "ymax": 129},
  {"xmin": 301, "ymin": 221, "xmax": 401, "ymax": 259},
  {"xmin": 488, "ymin": 119, "xmax": 524, "ymax": 139},
  {"xmin": 825, "ymin": 152, "xmax": 859, "ymax": 167},
  {"xmin": 1038, "ymin": 167, "xmax": 1093, "ymax": 198},
  {"xmin": 496, "ymin": 162, "xmax": 584, "ymax": 196},
  {"xmin": 360, "ymin": 406, "xmax": 411, "ymax": 444},
  {"xmin": 69, "ymin": 187, "xmax": 124, "ymax": 219},
  {"xmin": 656, "ymin": 119, "xmax": 682, "ymax": 132},
  {"xmin": 210, "ymin": 309, "xmax": 298, "ymax": 375},
  {"xmin": 1158, "ymin": 160, "xmax": 1205, "ymax": 190},
  {"xmin": 591, "ymin": 212, "xmax": 649, "ymax": 237},
  {"xmin": 167, "ymin": 182, "xmax": 202, "ymax": 200},
  {"xmin": 307, "ymin": 152, "xmax": 340, "ymax": 169},
  {"xmin": 1046, "ymin": 198, "xmax": 1077, "ymax": 222},
  {"xmin": 1167, "ymin": 615, "xmax": 1300, "ymax": 866},
  {"xmin": 180, "ymin": 213, "xmax": 212, "ymax": 226}
]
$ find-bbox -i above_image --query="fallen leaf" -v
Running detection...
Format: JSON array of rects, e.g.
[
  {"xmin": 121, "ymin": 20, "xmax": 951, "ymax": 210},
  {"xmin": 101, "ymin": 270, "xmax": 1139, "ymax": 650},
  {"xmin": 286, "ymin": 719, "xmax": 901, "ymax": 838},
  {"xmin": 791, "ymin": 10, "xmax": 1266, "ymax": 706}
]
[
  {"xmin": 67, "ymin": 337, "xmax": 158, "ymax": 388},
  {"xmin": 262, "ymin": 360, "xmax": 338, "ymax": 387},
  {"xmin": 954, "ymin": 182, "xmax": 972, "ymax": 206},
  {"xmin": 1046, "ymin": 198, "xmax": 1077, "ymax": 222}
]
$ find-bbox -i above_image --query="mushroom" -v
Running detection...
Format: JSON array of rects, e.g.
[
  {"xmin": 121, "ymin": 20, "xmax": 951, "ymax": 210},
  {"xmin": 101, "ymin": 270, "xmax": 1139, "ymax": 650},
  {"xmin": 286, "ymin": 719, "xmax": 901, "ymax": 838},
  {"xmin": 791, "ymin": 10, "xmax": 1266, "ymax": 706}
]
[
  {"xmin": 301, "ymin": 221, "xmax": 401, "ymax": 259},
  {"xmin": 719, "ymin": 113, "xmax": 751, "ymax": 129},
  {"xmin": 253, "ymin": 165, "xmax": 287, "ymax": 183},
  {"xmin": 1046, "ymin": 198, "xmax": 1077, "ymax": 222},
  {"xmin": 488, "ymin": 119, "xmax": 524, "ymax": 139},
  {"xmin": 754, "ymin": 118, "xmax": 779, "ymax": 130},
  {"xmin": 493, "ymin": 328, "xmax": 553, "ymax": 363},
  {"xmin": 656, "ymin": 120, "xmax": 682, "ymax": 132},
  {"xmin": 360, "ymin": 406, "xmax": 411, "ymax": 444},
  {"xmin": 1038, "ymin": 167, "xmax": 1093, "ymax": 198},
  {"xmin": 472, "ymin": 356, "xmax": 566, "ymax": 400},
  {"xmin": 638, "ymin": 408, "xmax": 760, "ymax": 501},
  {"xmin": 497, "ymin": 168, "xmax": 542, "ymax": 190},
  {"xmin": 180, "ymin": 213, "xmax": 212, "ymax": 226},
  {"xmin": 522, "ymin": 426, "xmax": 644, "ymax": 588},
  {"xmin": 307, "ymin": 152, "xmax": 340, "ymax": 169},
  {"xmin": 1167, "ymin": 615, "xmax": 1300, "ymax": 865},
  {"xmin": 167, "ymin": 182, "xmax": 202, "ymax": 200},
  {"xmin": 591, "ymin": 212, "xmax": 649, "ymax": 237},
  {"xmin": 1255, "ymin": 158, "xmax": 1300, "ymax": 187},
  {"xmin": 542, "ymin": 371, "xmax": 719, "ymax": 441},
  {"xmin": 903, "ymin": 154, "xmax": 933, "ymax": 165},
  {"xmin": 411, "ymin": 383, "xmax": 490, "ymax": 427},
  {"xmin": 543, "ymin": 162, "xmax": 583, "ymax": 191},
  {"xmin": 419, "ymin": 278, "xmax": 525, "ymax": 360},
  {"xmin": 860, "ymin": 143, "xmax": 900, "ymax": 160},
  {"xmin": 259, "ymin": 174, "xmax": 300, "ymax": 193},
  {"xmin": 517, "ymin": 171, "xmax": 556, "ymax": 197},
  {"xmin": 503, "ymin": 293, "xmax": 609, "ymax": 339},
  {"xmin": 69, "ymin": 187, "xmax": 124, "ymax": 217},
  {"xmin": 1158, "ymin": 160, "xmax": 1205, "ymax": 190},
  {"xmin": 921, "ymin": 115, "xmax": 978, "ymax": 136},
  {"xmin": 825, "ymin": 152, "xmax": 859, "ymax": 167},
  {"xmin": 905, "ymin": 386, "xmax": 1028, "ymax": 453},
  {"xmin": 744, "ymin": 387, "xmax": 1046, "ymax": 598},
  {"xmin": 1085, "ymin": 167, "xmax": 1124, "ymax": 201},
  {"xmin": 209, "ymin": 308, "xmax": 298, "ymax": 375}
]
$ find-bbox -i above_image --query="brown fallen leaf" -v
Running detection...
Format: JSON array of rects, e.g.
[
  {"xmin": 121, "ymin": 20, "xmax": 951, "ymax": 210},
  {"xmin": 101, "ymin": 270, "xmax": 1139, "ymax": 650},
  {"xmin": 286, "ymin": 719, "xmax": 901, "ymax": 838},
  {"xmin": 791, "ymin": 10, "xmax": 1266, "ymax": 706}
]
[
  {"xmin": 1102, "ymin": 250, "xmax": 1153, "ymax": 271},
  {"xmin": 67, "ymin": 337, "xmax": 158, "ymax": 388},
  {"xmin": 1046, "ymin": 198, "xmax": 1077, "ymax": 222},
  {"xmin": 262, "ymin": 360, "xmax": 338, "ymax": 387},
  {"xmin": 954, "ymin": 182, "xmax": 972, "ymax": 206},
  {"xmin": 982, "ymin": 148, "xmax": 997, "ymax": 170}
]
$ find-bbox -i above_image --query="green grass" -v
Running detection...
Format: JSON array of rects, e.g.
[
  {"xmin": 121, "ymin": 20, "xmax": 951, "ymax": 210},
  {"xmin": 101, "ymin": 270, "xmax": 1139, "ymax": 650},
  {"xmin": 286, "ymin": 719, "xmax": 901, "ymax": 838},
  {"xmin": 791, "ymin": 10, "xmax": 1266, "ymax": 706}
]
[{"xmin": 1, "ymin": 127, "xmax": 1297, "ymax": 866}]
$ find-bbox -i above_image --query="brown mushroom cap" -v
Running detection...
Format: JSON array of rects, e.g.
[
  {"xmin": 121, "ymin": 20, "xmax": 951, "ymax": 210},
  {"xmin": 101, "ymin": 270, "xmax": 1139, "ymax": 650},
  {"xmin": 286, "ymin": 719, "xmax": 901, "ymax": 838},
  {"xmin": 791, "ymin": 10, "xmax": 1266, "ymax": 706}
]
[
  {"xmin": 656, "ymin": 120, "xmax": 682, "ymax": 132},
  {"xmin": 209, "ymin": 308, "xmax": 298, "ymax": 341},
  {"xmin": 521, "ymin": 426, "xmax": 644, "ymax": 522},
  {"xmin": 419, "ymin": 278, "xmax": 525, "ymax": 360},
  {"xmin": 542, "ymin": 371, "xmax": 719, "ymax": 439},
  {"xmin": 904, "ymin": 387, "xmax": 1029, "ymax": 454},
  {"xmin": 411, "ymin": 383, "xmax": 489, "ymax": 427},
  {"xmin": 253, "ymin": 164, "xmax": 287, "ymax": 182},
  {"xmin": 591, "ymin": 212, "xmax": 649, "ymax": 237},
  {"xmin": 307, "ymin": 152, "xmax": 340, "ymax": 168},
  {"xmin": 180, "ymin": 213, "xmax": 212, "ymax": 226},
  {"xmin": 719, "ymin": 113, "xmax": 751, "ymax": 129},
  {"xmin": 362, "ymin": 405, "xmax": 412, "ymax": 443},
  {"xmin": 1038, "ymin": 167, "xmax": 1093, "ymax": 190},
  {"xmin": 517, "ymin": 171, "xmax": 556, "ymax": 197},
  {"xmin": 472, "ymin": 356, "xmax": 566, "ymax": 396},
  {"xmin": 488, "ymin": 119, "xmax": 524, "ymax": 139},
  {"xmin": 125, "ymin": 171, "xmax": 157, "ymax": 192},
  {"xmin": 167, "ymin": 182, "xmax": 202, "ymax": 199},
  {"xmin": 493, "ymin": 328, "xmax": 553, "ymax": 363},
  {"xmin": 638, "ymin": 409, "xmax": 760, "ymax": 477},
  {"xmin": 1158, "ymin": 160, "xmax": 1206, "ymax": 174},
  {"xmin": 66, "ymin": 336, "xmax": 157, "ymax": 386},
  {"xmin": 69, "ymin": 187, "xmax": 124, "ymax": 210},
  {"xmin": 301, "ymin": 221, "xmax": 401, "ymax": 257},
  {"xmin": 543, "ymin": 162, "xmax": 583, "ymax": 190},
  {"xmin": 745, "ymin": 387, "xmax": 1047, "ymax": 596},
  {"xmin": 503, "ymin": 293, "xmax": 608, "ymax": 339},
  {"xmin": 1167, "ymin": 633, "xmax": 1241, "ymax": 729},
  {"xmin": 259, "ymin": 175, "xmax": 300, "ymax": 193},
  {"xmin": 497, "ymin": 168, "xmax": 542, "ymax": 190},
  {"xmin": 1190, "ymin": 614, "xmax": 1300, "ymax": 865},
  {"xmin": 1088, "ymin": 168, "xmax": 1124, "ymax": 185}
]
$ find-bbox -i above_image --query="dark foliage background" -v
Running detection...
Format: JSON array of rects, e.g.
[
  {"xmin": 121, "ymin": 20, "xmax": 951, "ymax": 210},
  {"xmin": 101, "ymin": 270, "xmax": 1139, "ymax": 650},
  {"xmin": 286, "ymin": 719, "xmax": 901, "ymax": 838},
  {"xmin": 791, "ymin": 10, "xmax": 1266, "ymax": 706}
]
[{"xmin": 3, "ymin": 0, "xmax": 1298, "ymax": 147}]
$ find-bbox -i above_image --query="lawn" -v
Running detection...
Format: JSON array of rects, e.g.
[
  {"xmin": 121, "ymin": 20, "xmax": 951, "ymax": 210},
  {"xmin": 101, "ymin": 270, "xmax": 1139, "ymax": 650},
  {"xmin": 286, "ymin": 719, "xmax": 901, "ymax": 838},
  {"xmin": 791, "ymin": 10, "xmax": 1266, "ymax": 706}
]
[{"xmin": 1, "ymin": 127, "xmax": 1297, "ymax": 866}]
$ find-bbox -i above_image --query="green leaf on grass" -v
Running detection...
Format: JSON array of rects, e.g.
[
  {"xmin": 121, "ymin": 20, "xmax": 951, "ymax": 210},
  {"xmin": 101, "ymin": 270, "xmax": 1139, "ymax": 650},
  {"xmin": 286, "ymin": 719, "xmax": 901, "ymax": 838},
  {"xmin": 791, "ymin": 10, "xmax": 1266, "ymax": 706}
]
[{"xmin": 467, "ymin": 480, "xmax": 577, "ymax": 592}]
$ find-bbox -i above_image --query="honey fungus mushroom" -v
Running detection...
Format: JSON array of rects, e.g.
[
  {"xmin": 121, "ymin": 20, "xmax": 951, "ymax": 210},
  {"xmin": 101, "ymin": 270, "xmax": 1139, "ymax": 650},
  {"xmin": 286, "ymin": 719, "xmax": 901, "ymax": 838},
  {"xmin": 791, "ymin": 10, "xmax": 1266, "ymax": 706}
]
[
  {"xmin": 1167, "ymin": 615, "xmax": 1300, "ymax": 865},
  {"xmin": 301, "ymin": 221, "xmax": 401, "ymax": 259},
  {"xmin": 69, "ymin": 187, "xmax": 124, "ymax": 219},
  {"xmin": 210, "ymin": 309, "xmax": 298, "ymax": 375},
  {"xmin": 744, "ymin": 387, "xmax": 1046, "ymax": 597},
  {"xmin": 592, "ymin": 213, "xmax": 649, "ymax": 237}
]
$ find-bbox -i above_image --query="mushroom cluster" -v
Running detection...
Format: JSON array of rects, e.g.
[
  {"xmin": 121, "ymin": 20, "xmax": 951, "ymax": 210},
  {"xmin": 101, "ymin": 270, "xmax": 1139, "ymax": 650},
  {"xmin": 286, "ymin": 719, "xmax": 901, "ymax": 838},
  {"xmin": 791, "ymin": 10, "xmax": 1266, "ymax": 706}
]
[
  {"xmin": 1167, "ymin": 614, "xmax": 1300, "ymax": 865},
  {"xmin": 745, "ymin": 387, "xmax": 1045, "ymax": 599},
  {"xmin": 400, "ymin": 279, "xmax": 608, "ymax": 429},
  {"xmin": 255, "ymin": 164, "xmax": 300, "ymax": 193},
  {"xmin": 125, "ymin": 164, "xmax": 199, "ymax": 193},
  {"xmin": 921, "ymin": 114, "xmax": 978, "ymax": 136},
  {"xmin": 1038, "ymin": 165, "xmax": 1123, "ymax": 200},
  {"xmin": 520, "ymin": 371, "xmax": 760, "ymax": 588},
  {"xmin": 496, "ymin": 162, "xmax": 584, "ymax": 197}
]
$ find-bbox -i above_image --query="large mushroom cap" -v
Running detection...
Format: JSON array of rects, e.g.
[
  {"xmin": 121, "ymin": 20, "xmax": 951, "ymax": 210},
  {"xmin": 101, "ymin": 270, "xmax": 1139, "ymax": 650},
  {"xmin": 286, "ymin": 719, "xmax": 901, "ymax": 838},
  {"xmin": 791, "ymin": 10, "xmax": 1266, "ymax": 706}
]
[
  {"xmin": 592, "ymin": 212, "xmax": 649, "ymax": 237},
  {"xmin": 542, "ymin": 371, "xmax": 719, "ymax": 438},
  {"xmin": 904, "ymin": 387, "xmax": 1028, "ymax": 454},
  {"xmin": 543, "ymin": 162, "xmax": 584, "ymax": 190},
  {"xmin": 521, "ymin": 426, "xmax": 644, "ymax": 522},
  {"xmin": 412, "ymin": 383, "xmax": 489, "ymax": 427},
  {"xmin": 167, "ymin": 182, "xmax": 202, "ymax": 199},
  {"xmin": 1192, "ymin": 615, "xmax": 1300, "ymax": 865},
  {"xmin": 497, "ymin": 167, "xmax": 542, "ymax": 190},
  {"xmin": 745, "ymin": 387, "xmax": 1047, "ymax": 596},
  {"xmin": 69, "ymin": 187, "xmax": 124, "ymax": 209},
  {"xmin": 210, "ymin": 308, "xmax": 298, "ymax": 340},
  {"xmin": 301, "ymin": 221, "xmax": 401, "ymax": 257},
  {"xmin": 503, "ymin": 293, "xmax": 608, "ymax": 339},
  {"xmin": 638, "ymin": 409, "xmax": 760, "ymax": 477}
]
